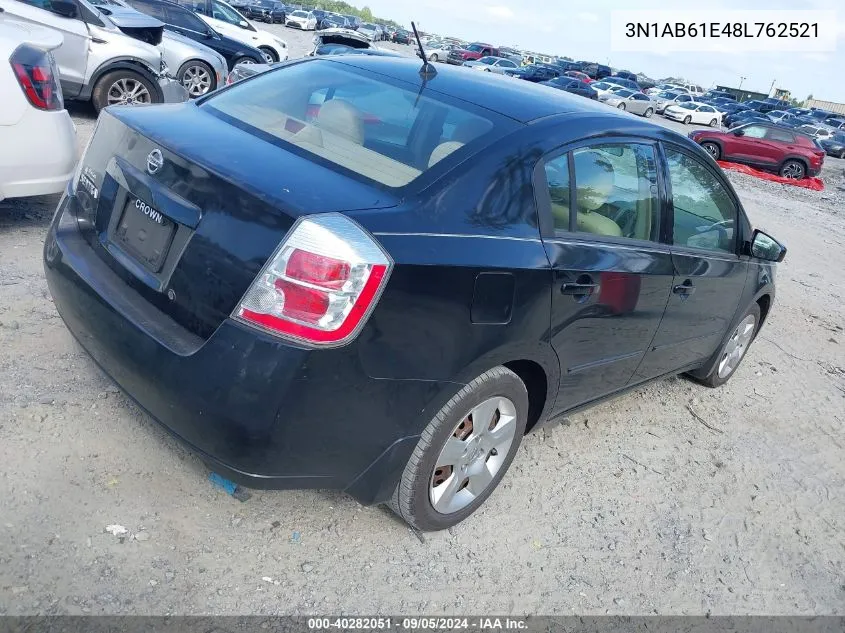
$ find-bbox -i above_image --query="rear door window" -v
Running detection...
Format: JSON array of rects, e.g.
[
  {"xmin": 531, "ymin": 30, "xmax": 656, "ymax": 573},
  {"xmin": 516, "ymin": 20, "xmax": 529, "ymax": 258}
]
[
  {"xmin": 205, "ymin": 60, "xmax": 498, "ymax": 189},
  {"xmin": 765, "ymin": 128, "xmax": 794, "ymax": 143},
  {"xmin": 543, "ymin": 143, "xmax": 660, "ymax": 242},
  {"xmin": 165, "ymin": 3, "xmax": 210, "ymax": 29}
]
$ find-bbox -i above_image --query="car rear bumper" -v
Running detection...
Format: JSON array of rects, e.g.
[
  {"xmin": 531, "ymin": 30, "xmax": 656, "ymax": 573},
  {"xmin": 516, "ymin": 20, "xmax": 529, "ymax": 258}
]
[
  {"xmin": 0, "ymin": 109, "xmax": 76, "ymax": 201},
  {"xmin": 159, "ymin": 77, "xmax": 189, "ymax": 104},
  {"xmin": 43, "ymin": 193, "xmax": 446, "ymax": 504}
]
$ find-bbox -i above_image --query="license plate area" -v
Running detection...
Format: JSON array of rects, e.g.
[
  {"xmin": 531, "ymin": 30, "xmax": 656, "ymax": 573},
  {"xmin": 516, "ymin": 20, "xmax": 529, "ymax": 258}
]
[{"xmin": 113, "ymin": 195, "xmax": 175, "ymax": 273}]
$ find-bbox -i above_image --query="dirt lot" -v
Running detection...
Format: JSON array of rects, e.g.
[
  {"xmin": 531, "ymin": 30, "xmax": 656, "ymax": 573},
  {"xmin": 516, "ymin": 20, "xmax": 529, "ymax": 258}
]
[{"xmin": 1, "ymin": 25, "xmax": 843, "ymax": 616}]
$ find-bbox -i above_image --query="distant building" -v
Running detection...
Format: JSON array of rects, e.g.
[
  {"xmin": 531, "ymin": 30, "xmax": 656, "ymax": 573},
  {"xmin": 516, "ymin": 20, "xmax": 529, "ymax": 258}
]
[
  {"xmin": 715, "ymin": 85, "xmax": 768, "ymax": 102},
  {"xmin": 806, "ymin": 99, "xmax": 845, "ymax": 115},
  {"xmin": 773, "ymin": 88, "xmax": 791, "ymax": 101}
]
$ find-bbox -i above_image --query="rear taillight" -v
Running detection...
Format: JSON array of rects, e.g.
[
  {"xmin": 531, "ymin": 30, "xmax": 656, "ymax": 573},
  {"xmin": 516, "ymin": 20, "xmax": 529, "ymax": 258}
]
[
  {"xmin": 234, "ymin": 213, "xmax": 392, "ymax": 346},
  {"xmin": 10, "ymin": 44, "xmax": 63, "ymax": 111}
]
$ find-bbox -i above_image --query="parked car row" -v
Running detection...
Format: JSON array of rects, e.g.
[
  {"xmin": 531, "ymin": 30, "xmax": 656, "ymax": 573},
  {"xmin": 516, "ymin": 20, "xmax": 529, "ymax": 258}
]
[{"xmin": 1, "ymin": 0, "xmax": 289, "ymax": 108}]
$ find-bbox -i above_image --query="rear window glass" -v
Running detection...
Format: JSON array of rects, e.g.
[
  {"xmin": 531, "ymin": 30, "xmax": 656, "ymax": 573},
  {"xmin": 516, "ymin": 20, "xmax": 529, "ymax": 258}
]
[{"xmin": 204, "ymin": 60, "xmax": 495, "ymax": 188}]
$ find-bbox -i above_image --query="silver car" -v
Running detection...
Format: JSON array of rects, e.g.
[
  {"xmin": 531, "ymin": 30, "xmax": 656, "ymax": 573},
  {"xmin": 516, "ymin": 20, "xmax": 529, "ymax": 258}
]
[
  {"xmin": 652, "ymin": 90, "xmax": 694, "ymax": 114},
  {"xmin": 0, "ymin": 0, "xmax": 186, "ymax": 111},
  {"xmin": 603, "ymin": 89, "xmax": 655, "ymax": 117},
  {"xmin": 463, "ymin": 56, "xmax": 520, "ymax": 75},
  {"xmin": 100, "ymin": 0, "xmax": 227, "ymax": 97},
  {"xmin": 161, "ymin": 31, "xmax": 227, "ymax": 97}
]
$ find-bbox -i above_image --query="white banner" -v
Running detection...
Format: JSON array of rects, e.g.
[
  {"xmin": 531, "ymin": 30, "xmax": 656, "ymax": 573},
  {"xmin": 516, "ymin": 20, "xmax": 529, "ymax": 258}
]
[{"xmin": 610, "ymin": 10, "xmax": 837, "ymax": 52}]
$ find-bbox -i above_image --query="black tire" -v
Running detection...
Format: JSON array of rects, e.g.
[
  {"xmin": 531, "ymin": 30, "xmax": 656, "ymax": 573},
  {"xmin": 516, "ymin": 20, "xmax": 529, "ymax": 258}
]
[
  {"xmin": 232, "ymin": 55, "xmax": 258, "ymax": 67},
  {"xmin": 690, "ymin": 303, "xmax": 761, "ymax": 388},
  {"xmin": 839, "ymin": 149, "xmax": 845, "ymax": 159},
  {"xmin": 91, "ymin": 69, "xmax": 158, "ymax": 113},
  {"xmin": 429, "ymin": 53, "xmax": 438, "ymax": 62},
  {"xmin": 388, "ymin": 366, "xmax": 529, "ymax": 531},
  {"xmin": 683, "ymin": 115, "xmax": 691, "ymax": 124},
  {"xmin": 779, "ymin": 159, "xmax": 806, "ymax": 179},
  {"xmin": 177, "ymin": 60, "xmax": 216, "ymax": 98},
  {"xmin": 258, "ymin": 46, "xmax": 277, "ymax": 63},
  {"xmin": 617, "ymin": 102, "xmax": 626, "ymax": 110},
  {"xmin": 643, "ymin": 107, "xmax": 653, "ymax": 118},
  {"xmin": 709, "ymin": 118, "xmax": 719, "ymax": 127},
  {"xmin": 701, "ymin": 142, "xmax": 721, "ymax": 160}
]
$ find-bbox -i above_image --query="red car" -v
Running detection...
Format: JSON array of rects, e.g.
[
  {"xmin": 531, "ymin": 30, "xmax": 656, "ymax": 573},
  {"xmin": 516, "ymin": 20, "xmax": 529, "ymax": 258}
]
[
  {"xmin": 446, "ymin": 42, "xmax": 499, "ymax": 65},
  {"xmin": 689, "ymin": 122, "xmax": 824, "ymax": 179},
  {"xmin": 564, "ymin": 70, "xmax": 593, "ymax": 83}
]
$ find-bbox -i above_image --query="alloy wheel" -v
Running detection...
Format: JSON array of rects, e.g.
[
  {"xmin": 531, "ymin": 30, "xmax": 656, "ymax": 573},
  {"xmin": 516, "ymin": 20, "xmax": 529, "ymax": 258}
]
[
  {"xmin": 259, "ymin": 47, "xmax": 276, "ymax": 63},
  {"xmin": 781, "ymin": 161, "xmax": 805, "ymax": 179},
  {"xmin": 717, "ymin": 314, "xmax": 756, "ymax": 378},
  {"xmin": 181, "ymin": 64, "xmax": 212, "ymax": 97},
  {"xmin": 106, "ymin": 78, "xmax": 152, "ymax": 106},
  {"xmin": 429, "ymin": 397, "xmax": 517, "ymax": 514},
  {"xmin": 702, "ymin": 142, "xmax": 720, "ymax": 159}
]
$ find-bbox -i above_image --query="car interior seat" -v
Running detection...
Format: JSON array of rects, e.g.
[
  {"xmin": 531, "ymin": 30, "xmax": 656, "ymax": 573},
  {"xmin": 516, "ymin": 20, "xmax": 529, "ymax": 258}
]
[
  {"xmin": 314, "ymin": 99, "xmax": 364, "ymax": 144},
  {"xmin": 571, "ymin": 150, "xmax": 623, "ymax": 237}
]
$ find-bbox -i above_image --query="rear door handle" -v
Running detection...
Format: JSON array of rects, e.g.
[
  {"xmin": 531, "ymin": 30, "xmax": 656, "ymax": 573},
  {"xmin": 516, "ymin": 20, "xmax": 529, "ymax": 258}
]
[
  {"xmin": 673, "ymin": 280, "xmax": 696, "ymax": 297},
  {"xmin": 561, "ymin": 282, "xmax": 598, "ymax": 296}
]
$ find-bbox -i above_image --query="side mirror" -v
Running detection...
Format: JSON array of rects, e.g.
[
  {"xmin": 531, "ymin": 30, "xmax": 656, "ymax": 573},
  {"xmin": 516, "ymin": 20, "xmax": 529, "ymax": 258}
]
[
  {"xmin": 750, "ymin": 229, "xmax": 786, "ymax": 262},
  {"xmin": 733, "ymin": 129, "xmax": 745, "ymax": 136},
  {"xmin": 51, "ymin": 0, "xmax": 78, "ymax": 18},
  {"xmin": 239, "ymin": 19, "xmax": 248, "ymax": 27}
]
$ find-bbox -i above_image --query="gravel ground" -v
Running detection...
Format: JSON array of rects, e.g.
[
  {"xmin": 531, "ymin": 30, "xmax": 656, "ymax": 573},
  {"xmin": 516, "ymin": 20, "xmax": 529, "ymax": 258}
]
[{"xmin": 1, "ymin": 24, "xmax": 843, "ymax": 616}]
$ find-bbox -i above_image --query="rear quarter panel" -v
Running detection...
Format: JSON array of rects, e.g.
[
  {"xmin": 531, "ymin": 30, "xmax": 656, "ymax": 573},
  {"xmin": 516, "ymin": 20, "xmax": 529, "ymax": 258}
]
[{"xmin": 344, "ymin": 127, "xmax": 559, "ymax": 419}]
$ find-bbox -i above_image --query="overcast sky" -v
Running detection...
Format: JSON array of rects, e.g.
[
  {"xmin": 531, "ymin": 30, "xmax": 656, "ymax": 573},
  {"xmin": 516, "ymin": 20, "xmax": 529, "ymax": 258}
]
[{"xmin": 363, "ymin": 0, "xmax": 844, "ymax": 103}]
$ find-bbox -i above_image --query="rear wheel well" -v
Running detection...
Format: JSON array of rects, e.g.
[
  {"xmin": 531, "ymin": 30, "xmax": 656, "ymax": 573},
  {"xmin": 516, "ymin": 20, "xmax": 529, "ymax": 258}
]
[
  {"xmin": 757, "ymin": 294, "xmax": 772, "ymax": 326},
  {"xmin": 504, "ymin": 360, "xmax": 547, "ymax": 434},
  {"xmin": 780, "ymin": 156, "xmax": 808, "ymax": 171}
]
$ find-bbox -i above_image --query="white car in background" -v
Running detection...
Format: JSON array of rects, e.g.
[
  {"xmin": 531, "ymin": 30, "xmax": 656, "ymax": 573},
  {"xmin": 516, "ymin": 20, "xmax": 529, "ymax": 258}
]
[
  {"xmin": 356, "ymin": 22, "xmax": 380, "ymax": 41},
  {"xmin": 645, "ymin": 82, "xmax": 680, "ymax": 96},
  {"xmin": 663, "ymin": 101, "xmax": 722, "ymax": 126},
  {"xmin": 593, "ymin": 82, "xmax": 628, "ymax": 100},
  {"xmin": 174, "ymin": 0, "xmax": 287, "ymax": 63},
  {"xmin": 462, "ymin": 56, "xmax": 519, "ymax": 74},
  {"xmin": 0, "ymin": 18, "xmax": 76, "ymax": 201},
  {"xmin": 285, "ymin": 10, "xmax": 316, "ymax": 30},
  {"xmin": 419, "ymin": 41, "xmax": 456, "ymax": 62}
]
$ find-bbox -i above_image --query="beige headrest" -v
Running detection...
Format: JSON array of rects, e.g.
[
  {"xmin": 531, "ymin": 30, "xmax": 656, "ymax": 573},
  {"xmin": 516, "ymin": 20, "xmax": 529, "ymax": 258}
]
[
  {"xmin": 574, "ymin": 150, "xmax": 615, "ymax": 212},
  {"xmin": 429, "ymin": 141, "xmax": 464, "ymax": 167},
  {"xmin": 315, "ymin": 100, "xmax": 364, "ymax": 144}
]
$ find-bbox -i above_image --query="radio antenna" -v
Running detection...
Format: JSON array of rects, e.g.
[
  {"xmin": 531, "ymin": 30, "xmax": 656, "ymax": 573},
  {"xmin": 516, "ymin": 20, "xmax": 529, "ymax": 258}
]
[{"xmin": 411, "ymin": 21, "xmax": 436, "ymax": 80}]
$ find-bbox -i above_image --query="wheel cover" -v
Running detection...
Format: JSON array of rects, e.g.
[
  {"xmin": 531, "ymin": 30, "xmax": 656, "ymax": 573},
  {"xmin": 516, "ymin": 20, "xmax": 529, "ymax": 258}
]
[
  {"xmin": 107, "ymin": 78, "xmax": 151, "ymax": 106},
  {"xmin": 429, "ymin": 396, "xmax": 517, "ymax": 515},
  {"xmin": 704, "ymin": 143, "xmax": 719, "ymax": 158},
  {"xmin": 717, "ymin": 314, "xmax": 756, "ymax": 378},
  {"xmin": 239, "ymin": 58, "xmax": 255, "ymax": 65},
  {"xmin": 782, "ymin": 162, "xmax": 804, "ymax": 179},
  {"xmin": 181, "ymin": 65, "xmax": 212, "ymax": 97}
]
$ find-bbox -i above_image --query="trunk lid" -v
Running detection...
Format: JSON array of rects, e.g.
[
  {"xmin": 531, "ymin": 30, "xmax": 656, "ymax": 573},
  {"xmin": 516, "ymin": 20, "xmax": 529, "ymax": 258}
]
[{"xmin": 73, "ymin": 104, "xmax": 399, "ymax": 341}]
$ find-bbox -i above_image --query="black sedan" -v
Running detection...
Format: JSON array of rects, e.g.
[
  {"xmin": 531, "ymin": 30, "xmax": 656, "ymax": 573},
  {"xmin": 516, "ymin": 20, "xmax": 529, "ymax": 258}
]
[
  {"xmin": 392, "ymin": 28, "xmax": 412, "ymax": 44},
  {"xmin": 503, "ymin": 63, "xmax": 559, "ymax": 82},
  {"xmin": 725, "ymin": 109, "xmax": 770, "ymax": 128},
  {"xmin": 242, "ymin": 0, "xmax": 286, "ymax": 23},
  {"xmin": 124, "ymin": 0, "xmax": 265, "ymax": 69},
  {"xmin": 541, "ymin": 76, "xmax": 597, "ymax": 99},
  {"xmin": 820, "ymin": 132, "xmax": 845, "ymax": 158},
  {"xmin": 45, "ymin": 56, "xmax": 785, "ymax": 532}
]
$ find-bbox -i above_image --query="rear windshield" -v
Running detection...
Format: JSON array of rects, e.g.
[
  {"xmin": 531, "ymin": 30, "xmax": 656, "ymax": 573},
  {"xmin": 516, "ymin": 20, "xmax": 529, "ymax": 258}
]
[{"xmin": 204, "ymin": 60, "xmax": 496, "ymax": 189}]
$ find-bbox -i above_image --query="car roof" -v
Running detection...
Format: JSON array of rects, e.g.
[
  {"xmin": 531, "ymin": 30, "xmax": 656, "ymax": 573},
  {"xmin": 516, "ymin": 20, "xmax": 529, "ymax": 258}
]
[{"xmin": 326, "ymin": 56, "xmax": 605, "ymax": 123}]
